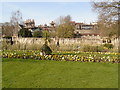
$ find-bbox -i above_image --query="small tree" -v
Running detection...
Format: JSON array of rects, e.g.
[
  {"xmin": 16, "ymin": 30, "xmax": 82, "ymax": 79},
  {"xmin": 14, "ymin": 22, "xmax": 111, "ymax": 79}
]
[
  {"xmin": 40, "ymin": 30, "xmax": 52, "ymax": 55},
  {"xmin": 56, "ymin": 15, "xmax": 75, "ymax": 38},
  {"xmin": 56, "ymin": 23, "xmax": 75, "ymax": 38},
  {"xmin": 42, "ymin": 30, "xmax": 51, "ymax": 44},
  {"xmin": 18, "ymin": 28, "xmax": 32, "ymax": 37}
]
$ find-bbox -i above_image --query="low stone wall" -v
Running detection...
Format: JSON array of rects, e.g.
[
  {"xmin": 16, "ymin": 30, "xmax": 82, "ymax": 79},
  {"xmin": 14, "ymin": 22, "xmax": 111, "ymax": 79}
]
[
  {"xmin": 2, "ymin": 37, "xmax": 119, "ymax": 51},
  {"xmin": 111, "ymin": 37, "xmax": 119, "ymax": 49},
  {"xmin": 13, "ymin": 37, "xmax": 103, "ymax": 46}
]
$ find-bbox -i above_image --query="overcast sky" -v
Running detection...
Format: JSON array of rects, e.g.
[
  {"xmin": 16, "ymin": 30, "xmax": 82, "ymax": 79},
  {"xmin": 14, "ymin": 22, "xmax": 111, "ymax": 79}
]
[{"xmin": 1, "ymin": 2, "xmax": 98, "ymax": 25}]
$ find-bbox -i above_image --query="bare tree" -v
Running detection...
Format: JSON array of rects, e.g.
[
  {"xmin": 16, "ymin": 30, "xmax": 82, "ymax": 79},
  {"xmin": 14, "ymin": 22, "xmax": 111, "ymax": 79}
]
[
  {"xmin": 54, "ymin": 16, "xmax": 64, "ymax": 26},
  {"xmin": 64, "ymin": 15, "xmax": 71, "ymax": 24},
  {"xmin": 55, "ymin": 15, "xmax": 72, "ymax": 26},
  {"xmin": 92, "ymin": 0, "xmax": 119, "ymax": 21},
  {"xmin": 92, "ymin": 0, "xmax": 119, "ymax": 37},
  {"xmin": 10, "ymin": 10, "xmax": 23, "ymax": 36},
  {"xmin": 2, "ymin": 23, "xmax": 14, "ymax": 37}
]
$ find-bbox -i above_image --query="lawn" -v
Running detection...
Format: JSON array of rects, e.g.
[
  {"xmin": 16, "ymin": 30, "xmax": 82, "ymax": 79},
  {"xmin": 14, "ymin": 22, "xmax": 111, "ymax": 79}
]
[{"xmin": 2, "ymin": 58, "xmax": 118, "ymax": 88}]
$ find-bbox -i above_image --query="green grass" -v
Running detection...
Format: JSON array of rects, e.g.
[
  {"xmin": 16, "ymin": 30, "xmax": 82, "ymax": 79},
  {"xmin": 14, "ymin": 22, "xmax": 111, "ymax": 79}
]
[{"xmin": 2, "ymin": 58, "xmax": 118, "ymax": 88}]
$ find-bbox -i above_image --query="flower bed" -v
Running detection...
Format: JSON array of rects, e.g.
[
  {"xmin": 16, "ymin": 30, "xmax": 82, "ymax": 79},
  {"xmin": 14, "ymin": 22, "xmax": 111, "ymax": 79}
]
[{"xmin": 2, "ymin": 50, "xmax": 119, "ymax": 63}]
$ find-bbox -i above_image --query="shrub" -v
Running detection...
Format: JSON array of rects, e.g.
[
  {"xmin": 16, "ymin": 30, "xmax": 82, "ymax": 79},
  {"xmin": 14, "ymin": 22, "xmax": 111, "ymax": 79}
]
[
  {"xmin": 33, "ymin": 31, "xmax": 42, "ymax": 37},
  {"xmin": 41, "ymin": 44, "xmax": 52, "ymax": 55},
  {"xmin": 82, "ymin": 45, "xmax": 104, "ymax": 52},
  {"xmin": 18, "ymin": 28, "xmax": 32, "ymax": 37},
  {"xmin": 103, "ymin": 44, "xmax": 114, "ymax": 49},
  {"xmin": 3, "ymin": 36, "xmax": 12, "ymax": 38}
]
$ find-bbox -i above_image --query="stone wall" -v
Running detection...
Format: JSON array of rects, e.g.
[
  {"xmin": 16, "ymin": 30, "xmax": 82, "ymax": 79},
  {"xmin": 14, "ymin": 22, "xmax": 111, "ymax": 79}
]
[
  {"xmin": 2, "ymin": 36, "xmax": 119, "ymax": 51},
  {"xmin": 12, "ymin": 37, "xmax": 103, "ymax": 46}
]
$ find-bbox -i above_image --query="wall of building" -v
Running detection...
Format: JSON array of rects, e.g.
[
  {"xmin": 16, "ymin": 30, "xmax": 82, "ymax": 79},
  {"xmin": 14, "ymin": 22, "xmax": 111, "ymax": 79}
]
[{"xmin": 74, "ymin": 30, "xmax": 99, "ymax": 34}]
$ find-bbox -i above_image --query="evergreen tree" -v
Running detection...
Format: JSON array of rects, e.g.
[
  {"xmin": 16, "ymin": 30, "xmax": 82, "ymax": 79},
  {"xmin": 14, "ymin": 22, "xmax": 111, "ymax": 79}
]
[
  {"xmin": 18, "ymin": 28, "xmax": 32, "ymax": 37},
  {"xmin": 33, "ymin": 31, "xmax": 42, "ymax": 37}
]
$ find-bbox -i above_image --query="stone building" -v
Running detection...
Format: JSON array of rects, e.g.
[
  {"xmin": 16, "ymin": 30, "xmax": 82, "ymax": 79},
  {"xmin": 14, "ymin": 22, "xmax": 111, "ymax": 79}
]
[
  {"xmin": 22, "ymin": 19, "xmax": 41, "ymax": 33},
  {"xmin": 23, "ymin": 19, "xmax": 99, "ymax": 37},
  {"xmin": 38, "ymin": 21, "xmax": 56, "ymax": 32},
  {"xmin": 24, "ymin": 19, "xmax": 35, "ymax": 29},
  {"xmin": 69, "ymin": 21, "xmax": 99, "ymax": 38},
  {"xmin": 19, "ymin": 19, "xmax": 100, "ymax": 39}
]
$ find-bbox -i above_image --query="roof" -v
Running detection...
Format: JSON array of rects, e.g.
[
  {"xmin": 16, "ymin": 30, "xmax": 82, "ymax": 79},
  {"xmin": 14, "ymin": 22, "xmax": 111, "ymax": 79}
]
[
  {"xmin": 19, "ymin": 24, "xmax": 24, "ymax": 28},
  {"xmin": 33, "ymin": 28, "xmax": 41, "ymax": 31},
  {"xmin": 70, "ymin": 21, "xmax": 75, "ymax": 23},
  {"xmin": 75, "ymin": 23, "xmax": 84, "ymax": 25}
]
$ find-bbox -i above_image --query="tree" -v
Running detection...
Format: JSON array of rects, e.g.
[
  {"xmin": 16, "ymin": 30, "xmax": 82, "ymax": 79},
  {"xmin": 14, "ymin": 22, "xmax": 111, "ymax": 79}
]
[
  {"xmin": 55, "ymin": 15, "xmax": 72, "ymax": 25},
  {"xmin": 64, "ymin": 15, "xmax": 71, "ymax": 24},
  {"xmin": 2, "ymin": 22, "xmax": 14, "ymax": 37},
  {"xmin": 49, "ymin": 31, "xmax": 56, "ymax": 38},
  {"xmin": 55, "ymin": 16, "xmax": 64, "ymax": 26},
  {"xmin": 10, "ymin": 10, "xmax": 23, "ymax": 36},
  {"xmin": 56, "ymin": 15, "xmax": 75, "ymax": 38},
  {"xmin": 33, "ymin": 30, "xmax": 42, "ymax": 37},
  {"xmin": 92, "ymin": 0, "xmax": 119, "ymax": 37},
  {"xmin": 42, "ymin": 30, "xmax": 51, "ymax": 44},
  {"xmin": 56, "ymin": 24, "xmax": 75, "ymax": 38},
  {"xmin": 92, "ymin": 1, "xmax": 119, "ymax": 21},
  {"xmin": 40, "ymin": 30, "xmax": 52, "ymax": 55},
  {"xmin": 18, "ymin": 28, "xmax": 32, "ymax": 37}
]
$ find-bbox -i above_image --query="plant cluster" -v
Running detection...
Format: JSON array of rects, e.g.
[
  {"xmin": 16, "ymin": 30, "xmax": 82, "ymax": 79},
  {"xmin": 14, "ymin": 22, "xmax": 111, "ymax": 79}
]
[
  {"xmin": 103, "ymin": 44, "xmax": 114, "ymax": 49},
  {"xmin": 2, "ymin": 50, "xmax": 119, "ymax": 63},
  {"xmin": 83, "ymin": 45, "xmax": 105, "ymax": 52},
  {"xmin": 18, "ymin": 28, "xmax": 32, "ymax": 37}
]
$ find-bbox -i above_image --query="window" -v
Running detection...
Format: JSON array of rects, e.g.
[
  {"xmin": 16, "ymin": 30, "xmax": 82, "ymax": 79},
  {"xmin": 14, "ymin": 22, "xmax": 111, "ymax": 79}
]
[
  {"xmin": 103, "ymin": 40, "xmax": 106, "ymax": 43},
  {"xmin": 107, "ymin": 39, "xmax": 111, "ymax": 43}
]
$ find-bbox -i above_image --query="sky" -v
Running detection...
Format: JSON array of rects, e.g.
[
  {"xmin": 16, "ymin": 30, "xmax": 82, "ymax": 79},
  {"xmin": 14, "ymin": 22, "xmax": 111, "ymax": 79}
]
[{"xmin": 1, "ymin": 2, "xmax": 98, "ymax": 25}]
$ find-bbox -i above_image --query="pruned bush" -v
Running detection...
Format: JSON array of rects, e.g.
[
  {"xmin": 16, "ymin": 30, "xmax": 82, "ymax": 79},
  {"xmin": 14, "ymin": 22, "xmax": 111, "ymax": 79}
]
[{"xmin": 41, "ymin": 44, "xmax": 52, "ymax": 55}]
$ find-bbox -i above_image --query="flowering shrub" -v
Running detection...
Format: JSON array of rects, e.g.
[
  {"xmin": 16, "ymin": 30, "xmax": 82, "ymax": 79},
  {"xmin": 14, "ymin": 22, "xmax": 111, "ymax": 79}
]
[{"xmin": 2, "ymin": 50, "xmax": 119, "ymax": 63}]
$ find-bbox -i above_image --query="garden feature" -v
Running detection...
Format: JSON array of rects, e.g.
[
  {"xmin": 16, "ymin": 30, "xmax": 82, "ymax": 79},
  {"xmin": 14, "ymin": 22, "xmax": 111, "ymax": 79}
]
[{"xmin": 2, "ymin": 50, "xmax": 119, "ymax": 63}]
